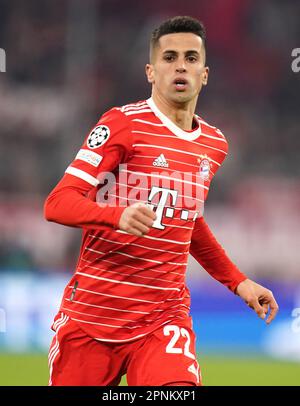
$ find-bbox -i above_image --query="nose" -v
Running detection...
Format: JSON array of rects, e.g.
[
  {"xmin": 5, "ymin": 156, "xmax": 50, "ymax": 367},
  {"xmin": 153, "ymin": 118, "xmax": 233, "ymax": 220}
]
[
  {"xmin": 176, "ymin": 66, "xmax": 186, "ymax": 73},
  {"xmin": 175, "ymin": 58, "xmax": 187, "ymax": 73}
]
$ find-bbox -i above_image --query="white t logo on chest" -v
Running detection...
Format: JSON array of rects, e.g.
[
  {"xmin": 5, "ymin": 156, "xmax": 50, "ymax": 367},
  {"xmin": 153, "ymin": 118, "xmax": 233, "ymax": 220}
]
[{"xmin": 148, "ymin": 186, "xmax": 178, "ymax": 230}]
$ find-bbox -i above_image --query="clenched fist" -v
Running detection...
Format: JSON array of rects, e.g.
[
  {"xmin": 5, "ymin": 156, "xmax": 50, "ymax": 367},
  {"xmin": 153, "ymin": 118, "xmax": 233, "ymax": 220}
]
[{"xmin": 119, "ymin": 203, "xmax": 156, "ymax": 237}]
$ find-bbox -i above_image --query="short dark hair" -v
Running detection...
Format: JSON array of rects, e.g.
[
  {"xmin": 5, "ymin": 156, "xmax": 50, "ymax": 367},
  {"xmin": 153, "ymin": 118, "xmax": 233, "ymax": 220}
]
[{"xmin": 150, "ymin": 16, "xmax": 206, "ymax": 61}]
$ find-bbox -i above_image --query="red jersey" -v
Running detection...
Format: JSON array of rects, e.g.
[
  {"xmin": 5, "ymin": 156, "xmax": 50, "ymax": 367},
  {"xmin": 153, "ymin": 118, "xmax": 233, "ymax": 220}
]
[{"xmin": 45, "ymin": 98, "xmax": 246, "ymax": 342}]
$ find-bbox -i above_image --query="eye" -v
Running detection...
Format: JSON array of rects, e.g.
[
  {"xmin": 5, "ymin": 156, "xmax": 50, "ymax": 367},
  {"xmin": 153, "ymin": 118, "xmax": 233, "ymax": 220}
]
[
  {"xmin": 187, "ymin": 55, "xmax": 197, "ymax": 62},
  {"xmin": 164, "ymin": 54, "xmax": 175, "ymax": 62}
]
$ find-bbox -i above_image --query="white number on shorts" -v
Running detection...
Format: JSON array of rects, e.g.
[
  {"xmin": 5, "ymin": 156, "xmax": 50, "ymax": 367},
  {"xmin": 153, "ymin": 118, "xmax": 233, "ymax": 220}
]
[
  {"xmin": 181, "ymin": 328, "xmax": 196, "ymax": 360},
  {"xmin": 163, "ymin": 325, "xmax": 195, "ymax": 360}
]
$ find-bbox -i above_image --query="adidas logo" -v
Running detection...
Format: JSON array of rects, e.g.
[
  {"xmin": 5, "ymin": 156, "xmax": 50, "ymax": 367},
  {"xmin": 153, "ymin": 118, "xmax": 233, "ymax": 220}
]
[{"xmin": 153, "ymin": 153, "xmax": 169, "ymax": 168}]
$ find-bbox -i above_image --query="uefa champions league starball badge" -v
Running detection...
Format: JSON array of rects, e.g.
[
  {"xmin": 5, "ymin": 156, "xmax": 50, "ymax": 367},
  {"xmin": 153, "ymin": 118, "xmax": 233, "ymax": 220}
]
[{"xmin": 87, "ymin": 125, "xmax": 110, "ymax": 149}]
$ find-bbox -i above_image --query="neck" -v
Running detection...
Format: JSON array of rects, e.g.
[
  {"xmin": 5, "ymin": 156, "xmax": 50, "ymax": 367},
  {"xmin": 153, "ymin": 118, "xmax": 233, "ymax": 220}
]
[{"xmin": 151, "ymin": 91, "xmax": 198, "ymax": 131}]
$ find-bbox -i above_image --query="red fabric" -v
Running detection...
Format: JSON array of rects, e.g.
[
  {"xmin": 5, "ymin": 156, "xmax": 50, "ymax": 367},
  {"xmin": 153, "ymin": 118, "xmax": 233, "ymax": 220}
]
[
  {"xmin": 44, "ymin": 173, "xmax": 246, "ymax": 292},
  {"xmin": 48, "ymin": 312, "xmax": 201, "ymax": 386},
  {"xmin": 65, "ymin": 108, "xmax": 133, "ymax": 180},
  {"xmin": 44, "ymin": 107, "xmax": 133, "ymax": 230},
  {"xmin": 45, "ymin": 99, "xmax": 247, "ymax": 342},
  {"xmin": 44, "ymin": 174, "xmax": 125, "ymax": 230},
  {"xmin": 190, "ymin": 216, "xmax": 247, "ymax": 292}
]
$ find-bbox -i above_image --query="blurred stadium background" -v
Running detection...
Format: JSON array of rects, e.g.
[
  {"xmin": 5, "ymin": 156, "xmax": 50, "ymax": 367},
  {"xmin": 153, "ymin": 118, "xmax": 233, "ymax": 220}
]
[{"xmin": 0, "ymin": 0, "xmax": 300, "ymax": 386}]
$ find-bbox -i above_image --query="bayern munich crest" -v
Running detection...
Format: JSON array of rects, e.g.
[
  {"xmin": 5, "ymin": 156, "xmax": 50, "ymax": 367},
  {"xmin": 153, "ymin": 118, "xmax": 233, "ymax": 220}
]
[
  {"xmin": 87, "ymin": 125, "xmax": 110, "ymax": 149},
  {"xmin": 199, "ymin": 154, "xmax": 211, "ymax": 180}
]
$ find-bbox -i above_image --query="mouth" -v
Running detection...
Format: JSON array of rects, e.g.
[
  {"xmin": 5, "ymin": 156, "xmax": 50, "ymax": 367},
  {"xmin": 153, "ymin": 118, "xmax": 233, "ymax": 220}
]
[{"xmin": 173, "ymin": 78, "xmax": 188, "ymax": 91}]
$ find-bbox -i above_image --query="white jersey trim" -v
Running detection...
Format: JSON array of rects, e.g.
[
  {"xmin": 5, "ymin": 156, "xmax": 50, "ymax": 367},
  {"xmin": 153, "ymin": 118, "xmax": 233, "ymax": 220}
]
[
  {"xmin": 86, "ymin": 247, "xmax": 187, "ymax": 267},
  {"xmin": 65, "ymin": 166, "xmax": 99, "ymax": 186},
  {"xmin": 67, "ymin": 285, "xmax": 169, "ymax": 304},
  {"xmin": 147, "ymin": 97, "xmax": 202, "ymax": 141},
  {"xmin": 132, "ymin": 144, "xmax": 221, "ymax": 167},
  {"xmin": 65, "ymin": 297, "xmax": 150, "ymax": 314},
  {"xmin": 62, "ymin": 306, "xmax": 138, "ymax": 323},
  {"xmin": 48, "ymin": 314, "xmax": 69, "ymax": 386},
  {"xmin": 124, "ymin": 109, "xmax": 152, "ymax": 116},
  {"xmin": 93, "ymin": 319, "xmax": 174, "ymax": 342},
  {"xmin": 76, "ymin": 271, "xmax": 181, "ymax": 291},
  {"xmin": 132, "ymin": 119, "xmax": 165, "ymax": 126},
  {"xmin": 81, "ymin": 257, "xmax": 183, "ymax": 277},
  {"xmin": 79, "ymin": 263, "xmax": 183, "ymax": 285},
  {"xmin": 116, "ymin": 229, "xmax": 191, "ymax": 245},
  {"xmin": 88, "ymin": 234, "xmax": 189, "ymax": 255},
  {"xmin": 132, "ymin": 130, "xmax": 227, "ymax": 154}
]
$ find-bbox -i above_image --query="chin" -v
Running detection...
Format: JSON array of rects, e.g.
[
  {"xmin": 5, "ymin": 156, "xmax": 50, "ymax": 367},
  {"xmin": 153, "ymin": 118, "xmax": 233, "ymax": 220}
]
[{"xmin": 171, "ymin": 93, "xmax": 192, "ymax": 104}]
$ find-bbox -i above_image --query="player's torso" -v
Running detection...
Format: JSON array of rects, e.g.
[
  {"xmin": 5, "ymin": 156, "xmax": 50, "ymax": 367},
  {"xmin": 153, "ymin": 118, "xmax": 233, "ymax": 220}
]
[
  {"xmin": 76, "ymin": 100, "xmax": 227, "ymax": 302},
  {"xmin": 105, "ymin": 99, "xmax": 227, "ymax": 243},
  {"xmin": 60, "ymin": 99, "xmax": 227, "ymax": 341}
]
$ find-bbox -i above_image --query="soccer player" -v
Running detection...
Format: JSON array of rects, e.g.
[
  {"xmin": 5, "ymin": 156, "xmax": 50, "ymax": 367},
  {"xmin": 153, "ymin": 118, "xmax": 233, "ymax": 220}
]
[{"xmin": 44, "ymin": 16, "xmax": 279, "ymax": 386}]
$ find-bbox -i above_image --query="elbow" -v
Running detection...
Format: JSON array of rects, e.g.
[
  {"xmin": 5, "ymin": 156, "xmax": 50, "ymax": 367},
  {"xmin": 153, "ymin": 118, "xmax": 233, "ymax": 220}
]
[{"xmin": 44, "ymin": 195, "xmax": 57, "ymax": 222}]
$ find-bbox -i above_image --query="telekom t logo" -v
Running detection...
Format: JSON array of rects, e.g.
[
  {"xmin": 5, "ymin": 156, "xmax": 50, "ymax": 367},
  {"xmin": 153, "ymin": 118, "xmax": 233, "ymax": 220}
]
[
  {"xmin": 148, "ymin": 186, "xmax": 200, "ymax": 229},
  {"xmin": 148, "ymin": 186, "xmax": 178, "ymax": 230}
]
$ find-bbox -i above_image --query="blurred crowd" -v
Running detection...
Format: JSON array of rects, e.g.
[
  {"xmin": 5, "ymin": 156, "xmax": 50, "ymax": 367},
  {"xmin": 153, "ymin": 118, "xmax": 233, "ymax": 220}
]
[{"xmin": 0, "ymin": 0, "xmax": 299, "ymax": 279}]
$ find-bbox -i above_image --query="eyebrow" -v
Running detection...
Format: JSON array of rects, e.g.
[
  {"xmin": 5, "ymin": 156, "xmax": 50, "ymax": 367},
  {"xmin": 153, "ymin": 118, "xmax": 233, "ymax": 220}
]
[{"xmin": 162, "ymin": 50, "xmax": 200, "ymax": 56}]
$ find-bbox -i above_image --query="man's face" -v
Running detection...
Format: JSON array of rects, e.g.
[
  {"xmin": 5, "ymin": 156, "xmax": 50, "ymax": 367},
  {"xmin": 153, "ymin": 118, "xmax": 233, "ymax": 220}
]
[{"xmin": 146, "ymin": 32, "xmax": 209, "ymax": 105}]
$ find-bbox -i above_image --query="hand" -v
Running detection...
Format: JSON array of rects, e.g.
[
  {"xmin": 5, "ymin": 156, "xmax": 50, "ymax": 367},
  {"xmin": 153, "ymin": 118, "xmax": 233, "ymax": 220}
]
[
  {"xmin": 119, "ymin": 203, "xmax": 156, "ymax": 237},
  {"xmin": 236, "ymin": 279, "xmax": 279, "ymax": 324}
]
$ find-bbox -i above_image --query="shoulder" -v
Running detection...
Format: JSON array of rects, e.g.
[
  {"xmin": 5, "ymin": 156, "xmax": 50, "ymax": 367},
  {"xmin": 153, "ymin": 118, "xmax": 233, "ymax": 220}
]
[
  {"xmin": 118, "ymin": 100, "xmax": 150, "ymax": 116},
  {"xmin": 196, "ymin": 114, "xmax": 227, "ymax": 141},
  {"xmin": 196, "ymin": 114, "xmax": 229, "ymax": 154},
  {"xmin": 98, "ymin": 99, "xmax": 150, "ymax": 125}
]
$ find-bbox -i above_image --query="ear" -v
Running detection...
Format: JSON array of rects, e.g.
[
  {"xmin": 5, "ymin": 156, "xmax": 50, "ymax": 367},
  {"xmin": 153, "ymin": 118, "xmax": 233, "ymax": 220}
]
[
  {"xmin": 145, "ymin": 63, "xmax": 155, "ymax": 84},
  {"xmin": 202, "ymin": 66, "xmax": 209, "ymax": 86}
]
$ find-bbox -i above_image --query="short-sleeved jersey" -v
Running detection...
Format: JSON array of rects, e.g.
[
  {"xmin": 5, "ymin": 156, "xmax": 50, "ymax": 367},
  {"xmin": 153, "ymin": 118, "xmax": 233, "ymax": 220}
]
[{"xmin": 59, "ymin": 98, "xmax": 228, "ymax": 342}]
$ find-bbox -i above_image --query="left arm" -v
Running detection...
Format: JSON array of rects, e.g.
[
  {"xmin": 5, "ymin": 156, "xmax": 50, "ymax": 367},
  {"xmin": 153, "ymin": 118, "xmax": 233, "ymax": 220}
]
[
  {"xmin": 190, "ymin": 216, "xmax": 279, "ymax": 323},
  {"xmin": 190, "ymin": 216, "xmax": 246, "ymax": 293}
]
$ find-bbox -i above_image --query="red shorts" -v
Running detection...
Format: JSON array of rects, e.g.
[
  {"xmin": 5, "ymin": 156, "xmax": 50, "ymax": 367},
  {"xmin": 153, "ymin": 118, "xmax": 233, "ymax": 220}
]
[{"xmin": 48, "ymin": 312, "xmax": 202, "ymax": 386}]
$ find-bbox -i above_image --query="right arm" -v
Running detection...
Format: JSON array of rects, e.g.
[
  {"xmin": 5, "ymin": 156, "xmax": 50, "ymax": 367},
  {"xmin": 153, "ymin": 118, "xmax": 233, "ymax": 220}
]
[
  {"xmin": 44, "ymin": 109, "xmax": 155, "ymax": 235},
  {"xmin": 44, "ymin": 174, "xmax": 125, "ymax": 229}
]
